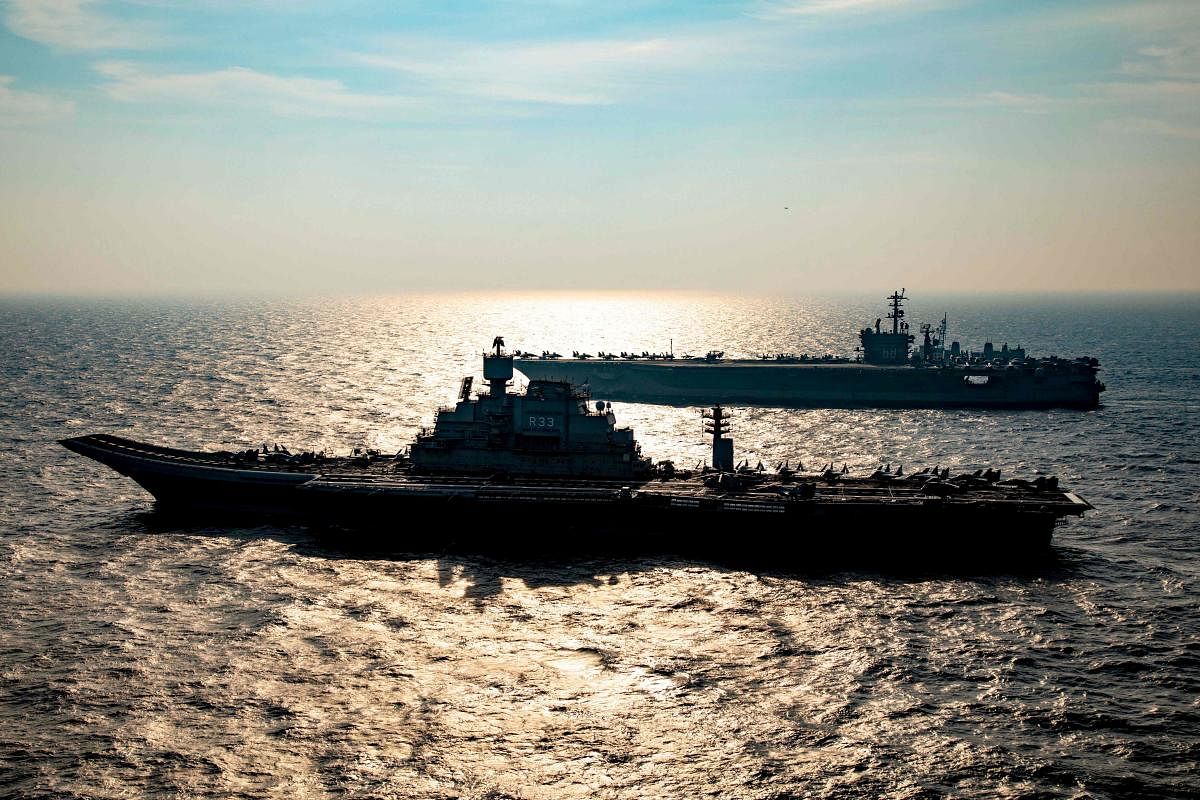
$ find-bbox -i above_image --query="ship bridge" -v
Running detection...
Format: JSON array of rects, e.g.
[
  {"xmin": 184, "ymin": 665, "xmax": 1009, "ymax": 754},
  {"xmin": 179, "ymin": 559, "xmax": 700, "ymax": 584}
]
[
  {"xmin": 409, "ymin": 339, "xmax": 650, "ymax": 478},
  {"xmin": 860, "ymin": 289, "xmax": 915, "ymax": 365}
]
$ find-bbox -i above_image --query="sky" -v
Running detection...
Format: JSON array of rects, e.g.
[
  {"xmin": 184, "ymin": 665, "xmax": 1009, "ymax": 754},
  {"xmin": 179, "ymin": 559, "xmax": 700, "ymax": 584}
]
[{"xmin": 0, "ymin": 0, "xmax": 1198, "ymax": 295}]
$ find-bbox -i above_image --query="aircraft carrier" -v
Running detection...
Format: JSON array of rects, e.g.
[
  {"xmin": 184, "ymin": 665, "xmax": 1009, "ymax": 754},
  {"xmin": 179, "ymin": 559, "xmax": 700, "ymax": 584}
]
[
  {"xmin": 513, "ymin": 291, "xmax": 1104, "ymax": 409},
  {"xmin": 62, "ymin": 340, "xmax": 1091, "ymax": 560}
]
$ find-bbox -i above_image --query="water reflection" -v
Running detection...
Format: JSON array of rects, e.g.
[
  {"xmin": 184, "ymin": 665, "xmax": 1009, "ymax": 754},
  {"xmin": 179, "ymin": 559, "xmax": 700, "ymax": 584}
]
[{"xmin": 3, "ymin": 293, "xmax": 1199, "ymax": 797}]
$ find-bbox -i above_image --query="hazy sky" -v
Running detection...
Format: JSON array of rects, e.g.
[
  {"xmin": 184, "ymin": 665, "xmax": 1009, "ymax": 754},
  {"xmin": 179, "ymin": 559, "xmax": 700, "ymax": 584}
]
[{"xmin": 1, "ymin": 0, "xmax": 1197, "ymax": 295}]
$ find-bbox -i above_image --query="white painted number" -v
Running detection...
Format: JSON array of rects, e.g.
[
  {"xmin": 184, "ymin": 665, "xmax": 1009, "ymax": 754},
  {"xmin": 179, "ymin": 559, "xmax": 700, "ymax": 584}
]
[{"xmin": 528, "ymin": 415, "xmax": 556, "ymax": 429}]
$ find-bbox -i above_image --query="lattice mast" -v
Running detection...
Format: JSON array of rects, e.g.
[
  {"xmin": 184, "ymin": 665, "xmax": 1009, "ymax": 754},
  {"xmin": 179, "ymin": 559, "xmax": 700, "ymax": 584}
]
[{"xmin": 703, "ymin": 405, "xmax": 734, "ymax": 471}]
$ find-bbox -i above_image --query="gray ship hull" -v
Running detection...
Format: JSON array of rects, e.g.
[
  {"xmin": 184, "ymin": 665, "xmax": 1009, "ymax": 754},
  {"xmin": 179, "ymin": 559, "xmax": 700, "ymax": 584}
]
[
  {"xmin": 61, "ymin": 434, "xmax": 1090, "ymax": 564},
  {"xmin": 61, "ymin": 434, "xmax": 322, "ymax": 514},
  {"xmin": 303, "ymin": 475, "xmax": 1067, "ymax": 558},
  {"xmin": 514, "ymin": 360, "xmax": 1102, "ymax": 409}
]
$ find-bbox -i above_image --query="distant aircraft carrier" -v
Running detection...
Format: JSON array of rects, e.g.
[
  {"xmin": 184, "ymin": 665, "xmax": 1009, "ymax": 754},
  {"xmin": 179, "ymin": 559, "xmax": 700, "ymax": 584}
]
[{"xmin": 513, "ymin": 290, "xmax": 1105, "ymax": 409}]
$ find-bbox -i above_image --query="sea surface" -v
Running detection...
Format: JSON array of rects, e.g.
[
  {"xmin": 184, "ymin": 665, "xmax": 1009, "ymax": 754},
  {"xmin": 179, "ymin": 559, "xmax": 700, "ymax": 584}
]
[{"xmin": 1, "ymin": 292, "xmax": 1198, "ymax": 799}]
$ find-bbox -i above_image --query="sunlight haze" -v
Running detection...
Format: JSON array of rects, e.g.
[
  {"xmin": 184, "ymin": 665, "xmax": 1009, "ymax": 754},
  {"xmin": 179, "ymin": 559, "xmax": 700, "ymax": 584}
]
[{"xmin": 1, "ymin": 0, "xmax": 1198, "ymax": 294}]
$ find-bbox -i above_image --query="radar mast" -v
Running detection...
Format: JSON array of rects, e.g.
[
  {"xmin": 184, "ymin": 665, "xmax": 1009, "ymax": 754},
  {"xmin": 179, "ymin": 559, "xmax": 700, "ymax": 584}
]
[{"xmin": 887, "ymin": 288, "xmax": 907, "ymax": 335}]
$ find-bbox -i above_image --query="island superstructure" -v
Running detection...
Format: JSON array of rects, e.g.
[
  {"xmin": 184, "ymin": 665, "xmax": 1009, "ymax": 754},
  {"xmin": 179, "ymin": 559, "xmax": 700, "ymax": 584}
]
[{"xmin": 513, "ymin": 290, "xmax": 1104, "ymax": 409}]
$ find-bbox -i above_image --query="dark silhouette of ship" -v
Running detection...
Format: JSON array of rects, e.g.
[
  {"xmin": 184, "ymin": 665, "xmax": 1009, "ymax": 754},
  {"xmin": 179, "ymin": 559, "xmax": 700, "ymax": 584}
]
[
  {"xmin": 61, "ymin": 338, "xmax": 1091, "ymax": 559},
  {"xmin": 513, "ymin": 290, "xmax": 1105, "ymax": 409}
]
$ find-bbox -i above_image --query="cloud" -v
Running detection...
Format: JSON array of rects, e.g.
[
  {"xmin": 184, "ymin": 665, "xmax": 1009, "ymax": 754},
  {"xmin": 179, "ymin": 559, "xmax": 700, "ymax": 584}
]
[
  {"xmin": 94, "ymin": 61, "xmax": 412, "ymax": 118},
  {"xmin": 4, "ymin": 0, "xmax": 165, "ymax": 50},
  {"xmin": 0, "ymin": 75, "xmax": 75, "ymax": 124},
  {"xmin": 766, "ymin": 0, "xmax": 950, "ymax": 17},
  {"xmin": 1101, "ymin": 116, "xmax": 1200, "ymax": 141},
  {"xmin": 1080, "ymin": 8, "xmax": 1200, "ymax": 117},
  {"xmin": 878, "ymin": 91, "xmax": 1070, "ymax": 115},
  {"xmin": 1121, "ymin": 44, "xmax": 1200, "ymax": 81},
  {"xmin": 356, "ymin": 33, "xmax": 754, "ymax": 106},
  {"xmin": 1087, "ymin": 79, "xmax": 1200, "ymax": 101},
  {"xmin": 1084, "ymin": 1, "xmax": 1200, "ymax": 33},
  {"xmin": 956, "ymin": 91, "xmax": 1061, "ymax": 114}
]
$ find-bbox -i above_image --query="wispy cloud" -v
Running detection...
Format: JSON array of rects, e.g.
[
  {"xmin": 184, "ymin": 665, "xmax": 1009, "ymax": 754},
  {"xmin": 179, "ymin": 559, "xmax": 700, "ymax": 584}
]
[
  {"xmin": 1101, "ymin": 116, "xmax": 1200, "ymax": 141},
  {"xmin": 1090, "ymin": 79, "xmax": 1200, "ymax": 100},
  {"xmin": 951, "ymin": 91, "xmax": 1062, "ymax": 114},
  {"xmin": 1072, "ymin": 5, "xmax": 1200, "ymax": 134},
  {"xmin": 5, "ymin": 0, "xmax": 166, "ymax": 50},
  {"xmin": 357, "ymin": 33, "xmax": 754, "ymax": 106},
  {"xmin": 1084, "ymin": 1, "xmax": 1200, "ymax": 33},
  {"xmin": 765, "ymin": 0, "xmax": 950, "ymax": 17},
  {"xmin": 0, "ymin": 75, "xmax": 75, "ymax": 124},
  {"xmin": 877, "ymin": 90, "xmax": 1070, "ymax": 115},
  {"xmin": 1120, "ymin": 43, "xmax": 1200, "ymax": 84},
  {"xmin": 94, "ymin": 61, "xmax": 412, "ymax": 118}
]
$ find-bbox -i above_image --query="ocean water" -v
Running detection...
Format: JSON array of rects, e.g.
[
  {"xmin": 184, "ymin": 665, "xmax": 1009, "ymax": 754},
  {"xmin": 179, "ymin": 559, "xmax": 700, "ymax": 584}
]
[{"xmin": 1, "ymin": 292, "xmax": 1198, "ymax": 799}]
